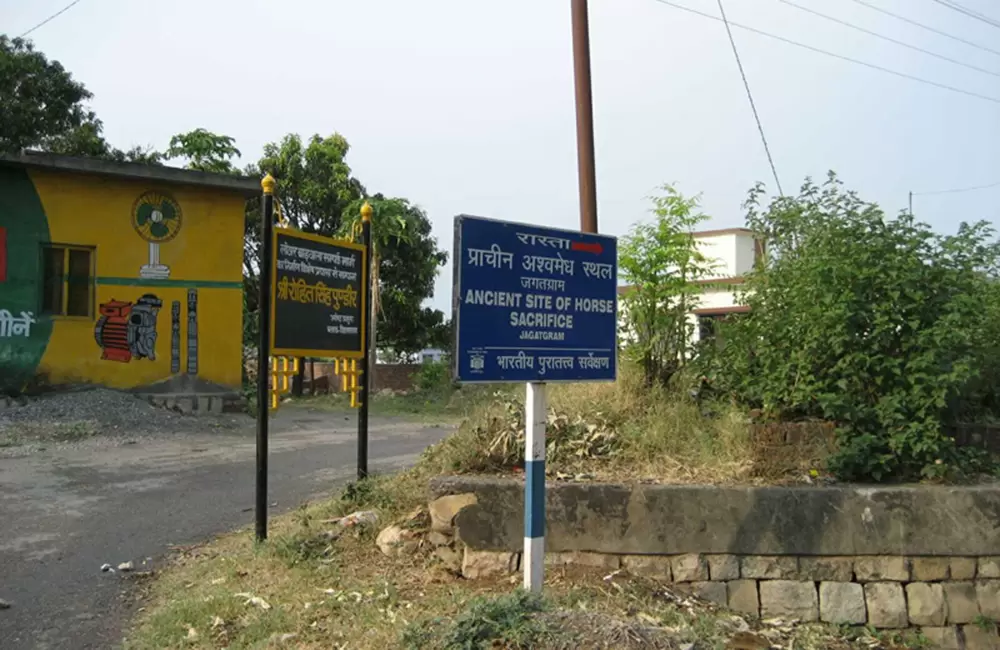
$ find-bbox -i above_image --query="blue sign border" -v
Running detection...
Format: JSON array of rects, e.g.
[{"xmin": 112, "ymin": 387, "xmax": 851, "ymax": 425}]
[{"xmin": 451, "ymin": 214, "xmax": 618, "ymax": 384}]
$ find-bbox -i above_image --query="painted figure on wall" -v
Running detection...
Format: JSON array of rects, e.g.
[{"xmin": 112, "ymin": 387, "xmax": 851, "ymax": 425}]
[
  {"xmin": 94, "ymin": 294, "xmax": 163, "ymax": 362},
  {"xmin": 132, "ymin": 191, "xmax": 182, "ymax": 280}
]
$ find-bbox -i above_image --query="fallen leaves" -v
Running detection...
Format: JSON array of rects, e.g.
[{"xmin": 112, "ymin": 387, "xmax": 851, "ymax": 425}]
[{"xmin": 234, "ymin": 592, "xmax": 272, "ymax": 610}]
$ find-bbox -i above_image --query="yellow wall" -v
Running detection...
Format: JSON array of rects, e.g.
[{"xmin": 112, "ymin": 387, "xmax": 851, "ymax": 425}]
[{"xmin": 28, "ymin": 169, "xmax": 246, "ymax": 390}]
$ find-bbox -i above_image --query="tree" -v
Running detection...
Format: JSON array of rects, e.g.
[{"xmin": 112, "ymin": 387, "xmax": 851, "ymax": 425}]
[
  {"xmin": 619, "ymin": 185, "xmax": 716, "ymax": 387},
  {"xmin": 0, "ymin": 36, "xmax": 109, "ymax": 155},
  {"xmin": 701, "ymin": 173, "xmax": 1000, "ymax": 481},
  {"xmin": 166, "ymin": 128, "xmax": 240, "ymax": 173},
  {"xmin": 242, "ymin": 133, "xmax": 365, "ymax": 326},
  {"xmin": 341, "ymin": 196, "xmax": 448, "ymax": 356}
]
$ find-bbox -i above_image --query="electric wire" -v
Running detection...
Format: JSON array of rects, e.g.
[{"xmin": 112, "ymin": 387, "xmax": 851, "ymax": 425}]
[
  {"xmin": 649, "ymin": 0, "xmax": 1000, "ymax": 105},
  {"xmin": 18, "ymin": 0, "xmax": 83, "ymax": 38},
  {"xmin": 779, "ymin": 0, "xmax": 1000, "ymax": 78},
  {"xmin": 913, "ymin": 180, "xmax": 1000, "ymax": 195},
  {"xmin": 716, "ymin": 0, "xmax": 784, "ymax": 195},
  {"xmin": 930, "ymin": 0, "xmax": 1000, "ymax": 30},
  {"xmin": 846, "ymin": 0, "xmax": 1000, "ymax": 57}
]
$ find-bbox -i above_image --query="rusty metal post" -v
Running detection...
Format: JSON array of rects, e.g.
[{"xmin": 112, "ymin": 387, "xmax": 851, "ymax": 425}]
[{"xmin": 571, "ymin": 0, "xmax": 598, "ymax": 234}]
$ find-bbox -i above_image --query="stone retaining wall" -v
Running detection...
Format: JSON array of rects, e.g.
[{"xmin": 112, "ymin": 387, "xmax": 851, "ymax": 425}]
[{"xmin": 428, "ymin": 477, "xmax": 1000, "ymax": 649}]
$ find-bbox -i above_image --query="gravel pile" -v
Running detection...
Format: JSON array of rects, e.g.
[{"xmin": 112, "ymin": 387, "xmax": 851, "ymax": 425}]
[{"xmin": 0, "ymin": 388, "xmax": 244, "ymax": 435}]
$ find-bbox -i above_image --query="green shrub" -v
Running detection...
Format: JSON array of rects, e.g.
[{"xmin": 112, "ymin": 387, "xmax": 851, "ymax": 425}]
[
  {"xmin": 699, "ymin": 174, "xmax": 1000, "ymax": 481},
  {"xmin": 414, "ymin": 359, "xmax": 451, "ymax": 393}
]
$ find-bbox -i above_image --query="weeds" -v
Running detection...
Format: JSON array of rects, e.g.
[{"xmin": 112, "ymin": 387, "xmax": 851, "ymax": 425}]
[
  {"xmin": 403, "ymin": 590, "xmax": 551, "ymax": 650},
  {"xmin": 415, "ymin": 366, "xmax": 761, "ymax": 484}
]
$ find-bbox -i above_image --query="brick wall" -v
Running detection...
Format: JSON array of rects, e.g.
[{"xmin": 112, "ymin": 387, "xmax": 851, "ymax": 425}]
[{"xmin": 306, "ymin": 362, "xmax": 421, "ymax": 394}]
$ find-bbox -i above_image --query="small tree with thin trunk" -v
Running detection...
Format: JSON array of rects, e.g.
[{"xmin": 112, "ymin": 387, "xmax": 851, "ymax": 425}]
[{"xmin": 619, "ymin": 185, "xmax": 716, "ymax": 387}]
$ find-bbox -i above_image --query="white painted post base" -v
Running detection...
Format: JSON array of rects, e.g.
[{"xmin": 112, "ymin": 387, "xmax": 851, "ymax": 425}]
[{"xmin": 523, "ymin": 381, "xmax": 547, "ymax": 593}]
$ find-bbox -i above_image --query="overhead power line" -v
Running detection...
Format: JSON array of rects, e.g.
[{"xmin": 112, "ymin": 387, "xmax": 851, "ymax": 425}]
[
  {"xmin": 930, "ymin": 0, "xmax": 1000, "ymax": 30},
  {"xmin": 649, "ymin": 0, "xmax": 1000, "ymax": 105},
  {"xmin": 846, "ymin": 0, "xmax": 1000, "ymax": 58},
  {"xmin": 715, "ymin": 0, "xmax": 783, "ymax": 196},
  {"xmin": 19, "ymin": 0, "xmax": 83, "ymax": 38},
  {"xmin": 913, "ymin": 180, "xmax": 1000, "ymax": 196},
  {"xmin": 779, "ymin": 0, "xmax": 1000, "ymax": 78}
]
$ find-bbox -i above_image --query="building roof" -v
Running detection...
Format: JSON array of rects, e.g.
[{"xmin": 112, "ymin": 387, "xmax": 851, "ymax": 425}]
[
  {"xmin": 691, "ymin": 227, "xmax": 754, "ymax": 238},
  {"xmin": 0, "ymin": 150, "xmax": 260, "ymax": 196}
]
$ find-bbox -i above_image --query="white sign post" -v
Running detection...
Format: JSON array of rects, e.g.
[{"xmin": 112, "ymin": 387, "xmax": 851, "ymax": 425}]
[{"xmin": 523, "ymin": 381, "xmax": 547, "ymax": 592}]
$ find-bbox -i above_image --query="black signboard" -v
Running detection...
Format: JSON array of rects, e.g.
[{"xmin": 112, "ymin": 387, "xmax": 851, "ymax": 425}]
[{"xmin": 270, "ymin": 228, "xmax": 366, "ymax": 358}]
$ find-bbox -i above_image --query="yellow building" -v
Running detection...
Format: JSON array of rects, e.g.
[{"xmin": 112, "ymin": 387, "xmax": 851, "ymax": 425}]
[{"xmin": 0, "ymin": 151, "xmax": 257, "ymax": 408}]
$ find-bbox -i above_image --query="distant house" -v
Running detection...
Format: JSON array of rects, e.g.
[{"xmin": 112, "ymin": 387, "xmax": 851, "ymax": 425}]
[
  {"xmin": 618, "ymin": 227, "xmax": 761, "ymax": 345},
  {"xmin": 419, "ymin": 348, "xmax": 446, "ymax": 364}
]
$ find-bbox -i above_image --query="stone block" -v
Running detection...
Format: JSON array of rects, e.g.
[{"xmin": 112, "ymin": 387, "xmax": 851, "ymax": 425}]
[
  {"xmin": 727, "ymin": 580, "xmax": 759, "ymax": 617},
  {"xmin": 688, "ymin": 581, "xmax": 727, "ymax": 605},
  {"xmin": 429, "ymin": 494, "xmax": 478, "ymax": 533},
  {"xmin": 707, "ymin": 554, "xmax": 740, "ymax": 581},
  {"xmin": 961, "ymin": 623, "xmax": 1000, "ymax": 650},
  {"xmin": 819, "ymin": 581, "xmax": 866, "ymax": 625},
  {"xmin": 800, "ymin": 556, "xmax": 854, "ymax": 582},
  {"xmin": 943, "ymin": 582, "xmax": 980, "ymax": 624},
  {"xmin": 545, "ymin": 552, "xmax": 620, "ymax": 570},
  {"xmin": 461, "ymin": 549, "xmax": 517, "ymax": 579},
  {"xmin": 980, "ymin": 558, "xmax": 1000, "ymax": 579},
  {"xmin": 198, "ymin": 396, "xmax": 211, "ymax": 413},
  {"xmin": 209, "ymin": 397, "xmax": 225, "ymax": 414},
  {"xmin": 920, "ymin": 626, "xmax": 960, "ymax": 650},
  {"xmin": 427, "ymin": 531, "xmax": 451, "ymax": 547},
  {"xmin": 865, "ymin": 582, "xmax": 908, "ymax": 629},
  {"xmin": 622, "ymin": 555, "xmax": 672, "ymax": 581},
  {"xmin": 952, "ymin": 557, "xmax": 978, "ymax": 581},
  {"xmin": 177, "ymin": 397, "xmax": 195, "ymax": 415},
  {"xmin": 855, "ymin": 556, "xmax": 910, "ymax": 582},
  {"xmin": 741, "ymin": 556, "xmax": 798, "ymax": 580},
  {"xmin": 907, "ymin": 583, "xmax": 947, "ymax": 626},
  {"xmin": 759, "ymin": 580, "xmax": 818, "ymax": 622},
  {"xmin": 977, "ymin": 580, "xmax": 1000, "ymax": 619},
  {"xmin": 913, "ymin": 557, "xmax": 951, "ymax": 582},
  {"xmin": 672, "ymin": 554, "xmax": 708, "ymax": 582}
]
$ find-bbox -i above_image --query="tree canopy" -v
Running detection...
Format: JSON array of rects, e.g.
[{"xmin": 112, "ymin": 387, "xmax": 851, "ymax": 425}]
[{"xmin": 0, "ymin": 35, "xmax": 104, "ymax": 154}]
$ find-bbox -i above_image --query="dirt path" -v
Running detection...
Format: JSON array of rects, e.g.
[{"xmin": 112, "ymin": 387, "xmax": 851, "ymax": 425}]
[{"xmin": 0, "ymin": 405, "xmax": 453, "ymax": 650}]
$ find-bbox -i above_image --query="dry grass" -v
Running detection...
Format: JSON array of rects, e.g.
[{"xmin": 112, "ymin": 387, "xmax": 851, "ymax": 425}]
[
  {"xmin": 415, "ymin": 366, "xmax": 827, "ymax": 485},
  {"xmin": 125, "ymin": 478, "xmax": 924, "ymax": 650}
]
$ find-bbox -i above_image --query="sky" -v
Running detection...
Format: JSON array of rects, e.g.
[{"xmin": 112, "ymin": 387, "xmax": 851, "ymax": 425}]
[{"xmin": 5, "ymin": 0, "xmax": 1000, "ymax": 313}]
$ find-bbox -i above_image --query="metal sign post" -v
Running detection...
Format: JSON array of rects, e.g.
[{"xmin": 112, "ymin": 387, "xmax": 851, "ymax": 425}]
[
  {"xmin": 256, "ymin": 174, "xmax": 276, "ymax": 542},
  {"xmin": 451, "ymin": 214, "xmax": 617, "ymax": 592},
  {"xmin": 357, "ymin": 203, "xmax": 373, "ymax": 479}
]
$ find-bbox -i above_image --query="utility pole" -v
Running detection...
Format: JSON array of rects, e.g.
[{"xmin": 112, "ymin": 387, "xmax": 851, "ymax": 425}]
[
  {"xmin": 909, "ymin": 191, "xmax": 913, "ymax": 216},
  {"xmin": 571, "ymin": 0, "xmax": 598, "ymax": 234}
]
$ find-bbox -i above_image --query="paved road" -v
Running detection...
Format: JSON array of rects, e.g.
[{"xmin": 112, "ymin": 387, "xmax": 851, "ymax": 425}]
[{"xmin": 0, "ymin": 407, "xmax": 452, "ymax": 650}]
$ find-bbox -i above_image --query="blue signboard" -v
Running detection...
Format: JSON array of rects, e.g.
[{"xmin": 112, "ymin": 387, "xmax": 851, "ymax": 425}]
[{"xmin": 452, "ymin": 215, "xmax": 618, "ymax": 383}]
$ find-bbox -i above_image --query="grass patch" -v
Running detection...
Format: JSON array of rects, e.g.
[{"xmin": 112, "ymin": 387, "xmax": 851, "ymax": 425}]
[
  {"xmin": 127, "ymin": 475, "xmax": 924, "ymax": 650},
  {"xmin": 296, "ymin": 384, "xmax": 504, "ymax": 423}
]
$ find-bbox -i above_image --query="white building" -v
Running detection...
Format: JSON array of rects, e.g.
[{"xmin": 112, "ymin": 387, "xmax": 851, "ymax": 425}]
[{"xmin": 618, "ymin": 227, "xmax": 761, "ymax": 345}]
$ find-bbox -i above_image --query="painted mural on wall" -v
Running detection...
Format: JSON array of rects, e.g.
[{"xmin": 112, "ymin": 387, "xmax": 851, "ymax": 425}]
[
  {"xmin": 93, "ymin": 294, "xmax": 163, "ymax": 362},
  {"xmin": 132, "ymin": 191, "xmax": 182, "ymax": 280}
]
